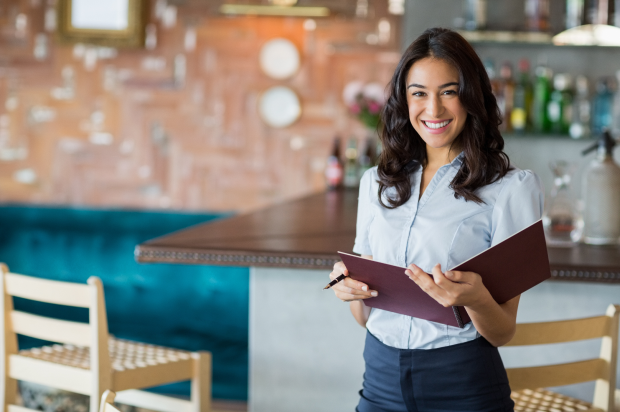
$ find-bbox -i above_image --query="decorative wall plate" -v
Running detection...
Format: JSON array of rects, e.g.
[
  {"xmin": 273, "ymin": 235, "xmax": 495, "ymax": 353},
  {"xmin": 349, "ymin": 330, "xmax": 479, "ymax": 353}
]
[
  {"xmin": 258, "ymin": 86, "xmax": 301, "ymax": 128},
  {"xmin": 259, "ymin": 38, "xmax": 300, "ymax": 79}
]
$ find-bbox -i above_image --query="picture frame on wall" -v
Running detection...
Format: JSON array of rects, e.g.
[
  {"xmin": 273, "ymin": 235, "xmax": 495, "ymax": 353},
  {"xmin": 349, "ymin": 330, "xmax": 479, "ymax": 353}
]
[{"xmin": 56, "ymin": 0, "xmax": 147, "ymax": 48}]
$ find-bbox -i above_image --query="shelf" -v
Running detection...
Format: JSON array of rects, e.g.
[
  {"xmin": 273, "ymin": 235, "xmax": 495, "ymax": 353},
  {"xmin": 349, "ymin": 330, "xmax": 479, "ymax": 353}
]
[
  {"xmin": 503, "ymin": 133, "xmax": 590, "ymax": 140},
  {"xmin": 458, "ymin": 30, "xmax": 553, "ymax": 45}
]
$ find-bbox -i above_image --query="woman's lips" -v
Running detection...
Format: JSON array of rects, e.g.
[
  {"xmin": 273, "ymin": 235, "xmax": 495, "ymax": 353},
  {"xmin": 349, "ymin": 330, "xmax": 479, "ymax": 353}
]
[{"xmin": 422, "ymin": 119, "xmax": 452, "ymax": 134}]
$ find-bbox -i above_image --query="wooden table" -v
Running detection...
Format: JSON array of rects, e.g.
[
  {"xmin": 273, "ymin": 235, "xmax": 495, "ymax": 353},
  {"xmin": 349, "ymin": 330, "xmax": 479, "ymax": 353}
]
[
  {"xmin": 136, "ymin": 188, "xmax": 620, "ymax": 282},
  {"xmin": 136, "ymin": 189, "xmax": 620, "ymax": 409}
]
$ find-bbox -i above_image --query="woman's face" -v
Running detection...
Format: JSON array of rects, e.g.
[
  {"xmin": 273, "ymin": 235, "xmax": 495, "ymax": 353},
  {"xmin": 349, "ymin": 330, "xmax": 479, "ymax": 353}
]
[{"xmin": 406, "ymin": 57, "xmax": 467, "ymax": 151}]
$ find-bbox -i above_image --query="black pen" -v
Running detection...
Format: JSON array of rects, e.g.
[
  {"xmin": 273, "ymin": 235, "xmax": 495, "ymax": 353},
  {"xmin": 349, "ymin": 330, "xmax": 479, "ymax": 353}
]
[{"xmin": 323, "ymin": 273, "xmax": 346, "ymax": 290}]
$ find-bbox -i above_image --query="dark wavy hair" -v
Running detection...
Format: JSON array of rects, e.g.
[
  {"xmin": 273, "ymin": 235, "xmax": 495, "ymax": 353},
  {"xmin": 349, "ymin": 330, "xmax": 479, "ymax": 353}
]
[{"xmin": 377, "ymin": 27, "xmax": 510, "ymax": 208}]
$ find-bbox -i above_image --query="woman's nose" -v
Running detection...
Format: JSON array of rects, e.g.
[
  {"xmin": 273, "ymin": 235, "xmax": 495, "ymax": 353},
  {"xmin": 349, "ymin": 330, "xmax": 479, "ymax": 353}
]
[{"xmin": 426, "ymin": 95, "xmax": 444, "ymax": 118}]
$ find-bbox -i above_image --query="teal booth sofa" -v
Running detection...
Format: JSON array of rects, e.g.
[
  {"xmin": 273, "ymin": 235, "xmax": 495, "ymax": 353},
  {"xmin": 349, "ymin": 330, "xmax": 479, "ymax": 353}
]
[{"xmin": 0, "ymin": 205, "xmax": 249, "ymax": 401}]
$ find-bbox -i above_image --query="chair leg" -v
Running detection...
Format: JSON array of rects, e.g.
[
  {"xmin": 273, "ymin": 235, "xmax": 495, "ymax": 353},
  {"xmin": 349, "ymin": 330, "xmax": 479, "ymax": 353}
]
[
  {"xmin": 2, "ymin": 376, "xmax": 17, "ymax": 410},
  {"xmin": 191, "ymin": 351, "xmax": 212, "ymax": 412},
  {"xmin": 91, "ymin": 388, "xmax": 104, "ymax": 412}
]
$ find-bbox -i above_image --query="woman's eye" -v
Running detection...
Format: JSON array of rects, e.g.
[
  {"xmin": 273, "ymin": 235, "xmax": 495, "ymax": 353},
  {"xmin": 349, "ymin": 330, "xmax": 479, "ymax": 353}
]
[
  {"xmin": 443, "ymin": 89, "xmax": 458, "ymax": 95},
  {"xmin": 412, "ymin": 91, "xmax": 425, "ymax": 97}
]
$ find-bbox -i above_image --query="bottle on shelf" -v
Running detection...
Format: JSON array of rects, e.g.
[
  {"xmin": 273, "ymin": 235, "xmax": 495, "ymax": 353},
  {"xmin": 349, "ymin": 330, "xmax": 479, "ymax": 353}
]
[
  {"xmin": 525, "ymin": 0, "xmax": 550, "ymax": 32},
  {"xmin": 325, "ymin": 137, "xmax": 344, "ymax": 190},
  {"xmin": 591, "ymin": 77, "xmax": 616, "ymax": 136},
  {"xmin": 586, "ymin": 0, "xmax": 614, "ymax": 24},
  {"xmin": 532, "ymin": 65, "xmax": 553, "ymax": 133},
  {"xmin": 566, "ymin": 0, "xmax": 586, "ymax": 29},
  {"xmin": 483, "ymin": 58, "xmax": 499, "ymax": 97},
  {"xmin": 464, "ymin": 0, "xmax": 487, "ymax": 31},
  {"xmin": 510, "ymin": 59, "xmax": 533, "ymax": 134},
  {"xmin": 343, "ymin": 137, "xmax": 359, "ymax": 188},
  {"xmin": 496, "ymin": 62, "xmax": 515, "ymax": 133},
  {"xmin": 543, "ymin": 160, "xmax": 582, "ymax": 246},
  {"xmin": 581, "ymin": 130, "xmax": 620, "ymax": 245},
  {"xmin": 611, "ymin": 71, "xmax": 620, "ymax": 137},
  {"xmin": 547, "ymin": 74, "xmax": 574, "ymax": 135},
  {"xmin": 569, "ymin": 75, "xmax": 592, "ymax": 139},
  {"xmin": 357, "ymin": 137, "xmax": 376, "ymax": 180}
]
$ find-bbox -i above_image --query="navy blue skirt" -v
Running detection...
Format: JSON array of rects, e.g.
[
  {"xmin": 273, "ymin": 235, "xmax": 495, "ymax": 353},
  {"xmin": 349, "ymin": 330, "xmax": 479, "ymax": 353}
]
[{"xmin": 357, "ymin": 331, "xmax": 514, "ymax": 412}]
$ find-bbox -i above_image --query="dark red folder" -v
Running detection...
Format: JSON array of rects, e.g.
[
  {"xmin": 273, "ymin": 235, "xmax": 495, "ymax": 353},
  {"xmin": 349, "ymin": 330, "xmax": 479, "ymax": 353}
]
[{"xmin": 338, "ymin": 219, "xmax": 550, "ymax": 328}]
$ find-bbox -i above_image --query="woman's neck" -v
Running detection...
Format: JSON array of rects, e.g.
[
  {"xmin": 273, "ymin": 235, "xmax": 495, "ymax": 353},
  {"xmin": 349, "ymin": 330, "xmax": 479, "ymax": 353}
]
[{"xmin": 425, "ymin": 145, "xmax": 460, "ymax": 169}]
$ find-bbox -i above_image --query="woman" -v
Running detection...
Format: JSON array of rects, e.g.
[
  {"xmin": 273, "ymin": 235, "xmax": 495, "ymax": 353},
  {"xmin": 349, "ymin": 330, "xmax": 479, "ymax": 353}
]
[{"xmin": 328, "ymin": 28, "xmax": 543, "ymax": 411}]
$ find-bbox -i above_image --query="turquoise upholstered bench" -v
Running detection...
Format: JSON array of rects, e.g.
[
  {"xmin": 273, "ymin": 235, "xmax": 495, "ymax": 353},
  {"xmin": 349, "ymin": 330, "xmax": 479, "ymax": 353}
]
[{"xmin": 0, "ymin": 205, "xmax": 248, "ymax": 401}]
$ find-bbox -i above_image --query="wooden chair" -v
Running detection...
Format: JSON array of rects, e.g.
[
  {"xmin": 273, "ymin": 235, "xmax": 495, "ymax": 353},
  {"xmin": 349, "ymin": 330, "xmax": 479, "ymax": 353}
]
[
  {"xmin": 0, "ymin": 264, "xmax": 211, "ymax": 412},
  {"xmin": 505, "ymin": 304, "xmax": 620, "ymax": 412},
  {"xmin": 99, "ymin": 390, "xmax": 120, "ymax": 412}
]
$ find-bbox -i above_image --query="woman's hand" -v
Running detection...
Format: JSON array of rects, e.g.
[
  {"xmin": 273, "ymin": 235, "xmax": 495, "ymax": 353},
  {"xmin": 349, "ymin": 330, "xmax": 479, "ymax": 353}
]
[
  {"xmin": 405, "ymin": 263, "xmax": 491, "ymax": 309},
  {"xmin": 405, "ymin": 262, "xmax": 520, "ymax": 347},
  {"xmin": 329, "ymin": 261, "xmax": 378, "ymax": 302}
]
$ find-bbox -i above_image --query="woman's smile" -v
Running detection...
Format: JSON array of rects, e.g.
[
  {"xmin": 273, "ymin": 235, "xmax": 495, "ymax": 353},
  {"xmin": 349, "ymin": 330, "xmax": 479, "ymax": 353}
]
[{"xmin": 421, "ymin": 119, "xmax": 453, "ymax": 133}]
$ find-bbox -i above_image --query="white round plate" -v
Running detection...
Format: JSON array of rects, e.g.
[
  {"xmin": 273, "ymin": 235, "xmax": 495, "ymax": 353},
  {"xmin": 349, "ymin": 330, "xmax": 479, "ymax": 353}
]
[
  {"xmin": 258, "ymin": 86, "xmax": 301, "ymax": 128},
  {"xmin": 259, "ymin": 38, "xmax": 300, "ymax": 79}
]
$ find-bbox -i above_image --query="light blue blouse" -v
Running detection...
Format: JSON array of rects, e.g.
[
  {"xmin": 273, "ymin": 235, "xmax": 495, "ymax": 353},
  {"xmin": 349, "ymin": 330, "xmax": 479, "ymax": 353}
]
[{"xmin": 352, "ymin": 152, "xmax": 544, "ymax": 350}]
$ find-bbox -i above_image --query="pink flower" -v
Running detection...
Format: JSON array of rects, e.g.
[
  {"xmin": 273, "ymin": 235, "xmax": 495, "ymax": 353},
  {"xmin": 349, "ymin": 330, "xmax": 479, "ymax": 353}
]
[
  {"xmin": 349, "ymin": 104, "xmax": 361, "ymax": 114},
  {"xmin": 368, "ymin": 101, "xmax": 381, "ymax": 114}
]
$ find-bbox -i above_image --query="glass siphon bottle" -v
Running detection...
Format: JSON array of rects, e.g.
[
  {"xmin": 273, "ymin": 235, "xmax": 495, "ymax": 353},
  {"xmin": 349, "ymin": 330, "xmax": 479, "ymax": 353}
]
[{"xmin": 582, "ymin": 130, "xmax": 620, "ymax": 245}]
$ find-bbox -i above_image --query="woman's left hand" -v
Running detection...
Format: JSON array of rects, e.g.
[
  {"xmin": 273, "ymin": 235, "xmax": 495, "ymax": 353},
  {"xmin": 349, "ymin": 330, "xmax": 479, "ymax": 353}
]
[{"xmin": 405, "ymin": 263, "xmax": 491, "ymax": 308}]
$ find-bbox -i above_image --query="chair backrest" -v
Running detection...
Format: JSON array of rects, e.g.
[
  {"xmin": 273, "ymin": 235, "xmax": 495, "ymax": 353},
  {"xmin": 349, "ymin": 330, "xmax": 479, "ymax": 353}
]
[
  {"xmin": 0, "ymin": 263, "xmax": 112, "ymax": 397},
  {"xmin": 99, "ymin": 390, "xmax": 120, "ymax": 412},
  {"xmin": 505, "ymin": 304, "xmax": 620, "ymax": 412}
]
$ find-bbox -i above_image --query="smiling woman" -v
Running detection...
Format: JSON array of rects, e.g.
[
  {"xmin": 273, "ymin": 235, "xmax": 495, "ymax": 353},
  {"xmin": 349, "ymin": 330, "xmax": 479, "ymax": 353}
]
[{"xmin": 327, "ymin": 28, "xmax": 545, "ymax": 412}]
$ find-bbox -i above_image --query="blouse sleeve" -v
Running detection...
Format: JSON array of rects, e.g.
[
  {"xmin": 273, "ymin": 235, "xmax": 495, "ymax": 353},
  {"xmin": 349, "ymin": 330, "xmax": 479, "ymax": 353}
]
[
  {"xmin": 491, "ymin": 170, "xmax": 545, "ymax": 247},
  {"xmin": 352, "ymin": 168, "xmax": 375, "ymax": 256}
]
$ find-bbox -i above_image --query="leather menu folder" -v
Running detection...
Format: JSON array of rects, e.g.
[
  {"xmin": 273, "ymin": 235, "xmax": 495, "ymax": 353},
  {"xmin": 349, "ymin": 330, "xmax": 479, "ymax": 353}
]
[{"xmin": 338, "ymin": 219, "xmax": 550, "ymax": 328}]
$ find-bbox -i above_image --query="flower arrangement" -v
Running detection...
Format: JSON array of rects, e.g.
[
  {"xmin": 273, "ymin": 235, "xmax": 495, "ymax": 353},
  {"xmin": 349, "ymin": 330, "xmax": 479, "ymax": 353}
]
[{"xmin": 342, "ymin": 81, "xmax": 386, "ymax": 130}]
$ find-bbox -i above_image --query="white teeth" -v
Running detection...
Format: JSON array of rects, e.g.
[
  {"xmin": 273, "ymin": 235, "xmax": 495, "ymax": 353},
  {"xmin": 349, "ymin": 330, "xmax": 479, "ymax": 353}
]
[{"xmin": 424, "ymin": 120, "xmax": 450, "ymax": 129}]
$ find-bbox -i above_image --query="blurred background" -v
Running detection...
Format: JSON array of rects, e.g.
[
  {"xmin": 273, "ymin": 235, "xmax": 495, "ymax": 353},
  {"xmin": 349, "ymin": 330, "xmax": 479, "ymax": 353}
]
[{"xmin": 2, "ymin": 0, "xmax": 620, "ymax": 410}]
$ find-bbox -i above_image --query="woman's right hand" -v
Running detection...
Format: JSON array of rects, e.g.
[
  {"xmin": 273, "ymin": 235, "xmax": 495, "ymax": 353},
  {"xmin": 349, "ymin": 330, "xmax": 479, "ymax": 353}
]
[{"xmin": 329, "ymin": 261, "xmax": 378, "ymax": 302}]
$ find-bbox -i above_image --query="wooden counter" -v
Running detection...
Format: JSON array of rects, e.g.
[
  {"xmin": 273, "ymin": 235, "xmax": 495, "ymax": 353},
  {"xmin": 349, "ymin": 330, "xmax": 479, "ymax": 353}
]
[{"xmin": 136, "ymin": 189, "xmax": 620, "ymax": 283}]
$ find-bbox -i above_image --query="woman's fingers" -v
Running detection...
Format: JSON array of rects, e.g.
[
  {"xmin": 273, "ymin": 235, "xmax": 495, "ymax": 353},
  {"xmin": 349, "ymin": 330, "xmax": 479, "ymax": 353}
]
[{"xmin": 329, "ymin": 261, "xmax": 378, "ymax": 301}]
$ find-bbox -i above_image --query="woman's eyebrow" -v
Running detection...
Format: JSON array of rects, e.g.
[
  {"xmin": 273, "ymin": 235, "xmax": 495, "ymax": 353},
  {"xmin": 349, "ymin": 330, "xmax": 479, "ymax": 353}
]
[{"xmin": 406, "ymin": 82, "xmax": 459, "ymax": 89}]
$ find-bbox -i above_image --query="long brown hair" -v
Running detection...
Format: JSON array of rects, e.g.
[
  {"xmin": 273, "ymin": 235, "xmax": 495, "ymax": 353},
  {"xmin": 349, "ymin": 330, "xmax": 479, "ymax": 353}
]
[{"xmin": 377, "ymin": 27, "xmax": 510, "ymax": 208}]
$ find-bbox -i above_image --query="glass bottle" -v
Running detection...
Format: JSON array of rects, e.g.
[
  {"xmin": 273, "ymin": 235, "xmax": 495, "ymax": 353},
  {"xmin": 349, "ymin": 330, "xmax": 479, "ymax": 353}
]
[
  {"xmin": 587, "ymin": 0, "xmax": 613, "ymax": 24},
  {"xmin": 532, "ymin": 66, "xmax": 553, "ymax": 133},
  {"xmin": 511, "ymin": 59, "xmax": 533, "ymax": 134},
  {"xmin": 543, "ymin": 160, "xmax": 582, "ymax": 246},
  {"xmin": 611, "ymin": 71, "xmax": 620, "ymax": 137},
  {"xmin": 591, "ymin": 77, "xmax": 615, "ymax": 137},
  {"xmin": 582, "ymin": 131, "xmax": 620, "ymax": 245},
  {"xmin": 343, "ymin": 137, "xmax": 359, "ymax": 188},
  {"xmin": 569, "ymin": 76, "xmax": 591, "ymax": 139},
  {"xmin": 566, "ymin": 0, "xmax": 585, "ymax": 29},
  {"xmin": 547, "ymin": 74, "xmax": 573, "ymax": 135},
  {"xmin": 325, "ymin": 137, "xmax": 343, "ymax": 190},
  {"xmin": 464, "ymin": 0, "xmax": 487, "ymax": 31},
  {"xmin": 525, "ymin": 0, "xmax": 550, "ymax": 32},
  {"xmin": 496, "ymin": 62, "xmax": 514, "ymax": 133},
  {"xmin": 357, "ymin": 137, "xmax": 376, "ymax": 180}
]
